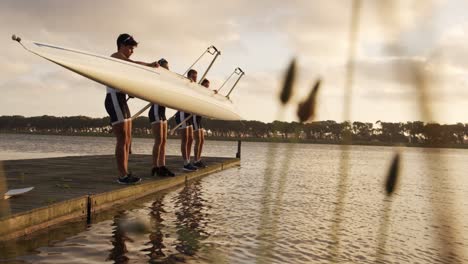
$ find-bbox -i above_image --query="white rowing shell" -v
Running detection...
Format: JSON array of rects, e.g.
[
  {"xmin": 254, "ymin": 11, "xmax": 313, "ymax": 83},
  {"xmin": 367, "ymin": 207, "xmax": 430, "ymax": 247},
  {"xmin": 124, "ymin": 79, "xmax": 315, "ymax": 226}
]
[
  {"xmin": 4, "ymin": 187, "xmax": 34, "ymax": 199},
  {"xmin": 17, "ymin": 39, "xmax": 243, "ymax": 120}
]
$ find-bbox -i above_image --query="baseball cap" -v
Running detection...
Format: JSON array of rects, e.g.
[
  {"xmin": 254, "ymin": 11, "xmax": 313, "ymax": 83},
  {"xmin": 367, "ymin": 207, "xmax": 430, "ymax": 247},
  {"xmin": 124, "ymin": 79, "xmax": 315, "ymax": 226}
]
[{"xmin": 117, "ymin": 33, "xmax": 138, "ymax": 48}]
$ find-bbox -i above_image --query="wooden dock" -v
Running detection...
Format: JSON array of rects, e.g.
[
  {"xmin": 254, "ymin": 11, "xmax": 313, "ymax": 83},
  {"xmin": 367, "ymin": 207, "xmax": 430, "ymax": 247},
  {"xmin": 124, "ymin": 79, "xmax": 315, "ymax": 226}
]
[{"xmin": 0, "ymin": 155, "xmax": 240, "ymax": 241}]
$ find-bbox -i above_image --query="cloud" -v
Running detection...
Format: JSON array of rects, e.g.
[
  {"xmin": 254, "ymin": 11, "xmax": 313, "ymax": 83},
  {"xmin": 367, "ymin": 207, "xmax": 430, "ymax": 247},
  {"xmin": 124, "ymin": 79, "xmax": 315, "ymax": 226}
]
[{"xmin": 0, "ymin": 0, "xmax": 467, "ymax": 124}]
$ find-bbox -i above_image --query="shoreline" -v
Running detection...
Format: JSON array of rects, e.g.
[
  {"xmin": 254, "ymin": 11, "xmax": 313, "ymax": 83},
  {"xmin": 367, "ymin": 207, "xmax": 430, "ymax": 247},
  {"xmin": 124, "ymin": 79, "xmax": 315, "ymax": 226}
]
[{"xmin": 2, "ymin": 131, "xmax": 467, "ymax": 150}]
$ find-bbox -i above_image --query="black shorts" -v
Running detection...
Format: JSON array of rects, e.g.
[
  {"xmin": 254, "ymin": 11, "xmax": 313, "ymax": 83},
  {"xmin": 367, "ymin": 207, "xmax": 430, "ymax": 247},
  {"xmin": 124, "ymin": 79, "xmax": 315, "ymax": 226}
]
[
  {"xmin": 192, "ymin": 115, "xmax": 203, "ymax": 131},
  {"xmin": 149, "ymin": 104, "xmax": 167, "ymax": 123},
  {"xmin": 174, "ymin": 111, "xmax": 193, "ymax": 129},
  {"xmin": 105, "ymin": 92, "xmax": 130, "ymax": 125}
]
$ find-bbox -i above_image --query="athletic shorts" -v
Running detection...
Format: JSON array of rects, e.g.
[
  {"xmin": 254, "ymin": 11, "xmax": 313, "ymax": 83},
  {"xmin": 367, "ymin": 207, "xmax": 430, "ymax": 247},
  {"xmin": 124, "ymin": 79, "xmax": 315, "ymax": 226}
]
[
  {"xmin": 174, "ymin": 111, "xmax": 193, "ymax": 129},
  {"xmin": 149, "ymin": 104, "xmax": 167, "ymax": 123},
  {"xmin": 192, "ymin": 115, "xmax": 203, "ymax": 131},
  {"xmin": 104, "ymin": 92, "xmax": 131, "ymax": 125}
]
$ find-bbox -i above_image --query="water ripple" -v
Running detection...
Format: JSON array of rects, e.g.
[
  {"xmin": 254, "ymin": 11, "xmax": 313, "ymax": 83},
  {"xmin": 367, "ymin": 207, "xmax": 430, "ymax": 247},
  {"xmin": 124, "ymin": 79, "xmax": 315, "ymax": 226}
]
[{"xmin": 0, "ymin": 135, "xmax": 467, "ymax": 263}]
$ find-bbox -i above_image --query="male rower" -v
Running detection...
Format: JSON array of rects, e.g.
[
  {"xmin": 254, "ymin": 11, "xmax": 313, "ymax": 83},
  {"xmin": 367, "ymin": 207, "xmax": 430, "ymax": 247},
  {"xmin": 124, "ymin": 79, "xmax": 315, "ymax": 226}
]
[
  {"xmin": 149, "ymin": 58, "xmax": 175, "ymax": 177},
  {"xmin": 192, "ymin": 78, "xmax": 211, "ymax": 168},
  {"xmin": 174, "ymin": 69, "xmax": 198, "ymax": 171},
  {"xmin": 104, "ymin": 33, "xmax": 159, "ymax": 184}
]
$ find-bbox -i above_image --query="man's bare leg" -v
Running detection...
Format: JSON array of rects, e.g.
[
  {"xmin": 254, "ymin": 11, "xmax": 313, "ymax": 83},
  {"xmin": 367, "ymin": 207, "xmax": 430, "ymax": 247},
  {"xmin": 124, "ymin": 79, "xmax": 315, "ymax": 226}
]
[
  {"xmin": 152, "ymin": 122, "xmax": 164, "ymax": 167},
  {"xmin": 181, "ymin": 127, "xmax": 189, "ymax": 163},
  {"xmin": 186, "ymin": 126, "xmax": 194, "ymax": 163},
  {"xmin": 159, "ymin": 121, "xmax": 168, "ymax": 166},
  {"xmin": 125, "ymin": 120, "xmax": 132, "ymax": 171},
  {"xmin": 194, "ymin": 129, "xmax": 205, "ymax": 161},
  {"xmin": 113, "ymin": 122, "xmax": 127, "ymax": 177}
]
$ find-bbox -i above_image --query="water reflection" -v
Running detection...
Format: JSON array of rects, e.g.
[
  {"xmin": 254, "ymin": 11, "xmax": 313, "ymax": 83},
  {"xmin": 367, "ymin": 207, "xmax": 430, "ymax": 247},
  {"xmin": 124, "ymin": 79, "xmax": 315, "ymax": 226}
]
[
  {"xmin": 256, "ymin": 142, "xmax": 295, "ymax": 264},
  {"xmin": 91, "ymin": 180, "xmax": 211, "ymax": 263},
  {"xmin": 173, "ymin": 180, "xmax": 209, "ymax": 256},
  {"xmin": 143, "ymin": 195, "xmax": 166, "ymax": 260},
  {"xmin": 1, "ymin": 138, "xmax": 467, "ymax": 263},
  {"xmin": 107, "ymin": 211, "xmax": 132, "ymax": 264},
  {"xmin": 255, "ymin": 143, "xmax": 280, "ymax": 263}
]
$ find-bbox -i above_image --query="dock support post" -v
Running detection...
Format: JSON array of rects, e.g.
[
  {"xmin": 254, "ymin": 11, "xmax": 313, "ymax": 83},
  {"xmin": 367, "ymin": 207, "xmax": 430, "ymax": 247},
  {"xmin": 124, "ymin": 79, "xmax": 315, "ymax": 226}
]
[
  {"xmin": 236, "ymin": 140, "xmax": 242, "ymax": 159},
  {"xmin": 86, "ymin": 196, "xmax": 91, "ymax": 224}
]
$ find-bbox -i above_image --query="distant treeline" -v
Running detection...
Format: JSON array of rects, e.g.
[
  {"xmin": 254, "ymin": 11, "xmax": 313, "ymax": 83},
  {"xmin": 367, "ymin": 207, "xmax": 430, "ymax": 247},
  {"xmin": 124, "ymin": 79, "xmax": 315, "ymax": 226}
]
[{"xmin": 1, "ymin": 115, "xmax": 467, "ymax": 147}]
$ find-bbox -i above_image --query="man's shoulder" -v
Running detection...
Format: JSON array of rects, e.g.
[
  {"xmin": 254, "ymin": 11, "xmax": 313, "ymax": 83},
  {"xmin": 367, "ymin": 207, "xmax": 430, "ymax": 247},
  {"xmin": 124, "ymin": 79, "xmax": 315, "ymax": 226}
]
[{"xmin": 111, "ymin": 52, "xmax": 126, "ymax": 60}]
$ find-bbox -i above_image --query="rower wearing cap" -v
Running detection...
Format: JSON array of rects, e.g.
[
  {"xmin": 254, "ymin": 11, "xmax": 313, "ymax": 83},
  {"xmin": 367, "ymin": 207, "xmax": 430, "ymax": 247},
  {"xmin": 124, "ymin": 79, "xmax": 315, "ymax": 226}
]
[
  {"xmin": 174, "ymin": 69, "xmax": 198, "ymax": 172},
  {"xmin": 192, "ymin": 78, "xmax": 211, "ymax": 168},
  {"xmin": 104, "ymin": 33, "xmax": 159, "ymax": 185},
  {"xmin": 149, "ymin": 58, "xmax": 175, "ymax": 177}
]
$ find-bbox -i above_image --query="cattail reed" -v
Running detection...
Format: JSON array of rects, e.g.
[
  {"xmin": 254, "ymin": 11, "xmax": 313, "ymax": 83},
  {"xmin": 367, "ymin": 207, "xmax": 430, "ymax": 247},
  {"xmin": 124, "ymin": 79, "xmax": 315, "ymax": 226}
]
[
  {"xmin": 385, "ymin": 153, "xmax": 400, "ymax": 195},
  {"xmin": 375, "ymin": 152, "xmax": 400, "ymax": 262},
  {"xmin": 375, "ymin": 1, "xmax": 459, "ymax": 262},
  {"xmin": 297, "ymin": 79, "xmax": 321, "ymax": 123},
  {"xmin": 255, "ymin": 59, "xmax": 297, "ymax": 263},
  {"xmin": 331, "ymin": 0, "xmax": 362, "ymax": 262},
  {"xmin": 279, "ymin": 58, "xmax": 296, "ymax": 105}
]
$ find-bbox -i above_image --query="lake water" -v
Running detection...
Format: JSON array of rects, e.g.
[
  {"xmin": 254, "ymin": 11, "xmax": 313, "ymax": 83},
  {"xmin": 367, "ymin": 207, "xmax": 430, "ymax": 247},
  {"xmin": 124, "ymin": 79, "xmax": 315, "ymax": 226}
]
[{"xmin": 0, "ymin": 133, "xmax": 467, "ymax": 263}]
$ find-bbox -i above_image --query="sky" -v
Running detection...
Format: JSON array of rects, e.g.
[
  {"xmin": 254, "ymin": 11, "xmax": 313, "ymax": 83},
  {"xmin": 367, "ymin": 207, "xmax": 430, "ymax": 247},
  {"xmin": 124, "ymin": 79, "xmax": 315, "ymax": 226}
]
[{"xmin": 1, "ymin": 0, "xmax": 467, "ymax": 124}]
